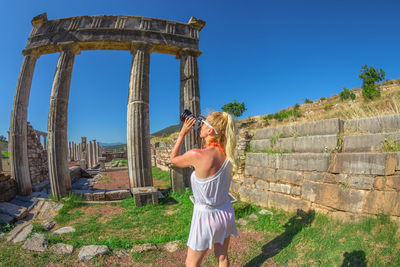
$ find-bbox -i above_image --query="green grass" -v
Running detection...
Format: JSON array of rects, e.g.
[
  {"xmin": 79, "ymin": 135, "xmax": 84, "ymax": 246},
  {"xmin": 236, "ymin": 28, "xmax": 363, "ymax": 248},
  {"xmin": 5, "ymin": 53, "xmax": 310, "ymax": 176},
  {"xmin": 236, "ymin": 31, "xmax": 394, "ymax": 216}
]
[
  {"xmin": 382, "ymin": 137, "xmax": 400, "ymax": 152},
  {"xmin": 152, "ymin": 167, "xmax": 170, "ymax": 182},
  {"xmin": 1, "ymin": 151, "xmax": 8, "ymax": 158},
  {"xmin": 111, "ymin": 158, "xmax": 128, "ymax": 167},
  {"xmin": 0, "ymin": 194, "xmax": 399, "ymax": 266}
]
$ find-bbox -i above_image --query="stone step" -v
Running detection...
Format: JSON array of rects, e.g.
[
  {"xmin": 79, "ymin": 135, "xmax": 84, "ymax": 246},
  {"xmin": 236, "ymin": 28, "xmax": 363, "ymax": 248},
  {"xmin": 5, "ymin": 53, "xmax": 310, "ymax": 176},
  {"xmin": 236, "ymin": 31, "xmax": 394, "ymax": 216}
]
[
  {"xmin": 32, "ymin": 180, "xmax": 49, "ymax": 192},
  {"xmin": 11, "ymin": 197, "xmax": 39, "ymax": 212},
  {"xmin": 344, "ymin": 113, "xmax": 400, "ymax": 134},
  {"xmin": 0, "ymin": 212, "xmax": 14, "ymax": 225},
  {"xmin": 330, "ymin": 153, "xmax": 397, "ymax": 175},
  {"xmin": 253, "ymin": 118, "xmax": 343, "ymax": 139},
  {"xmin": 343, "ymin": 132, "xmax": 400, "ymax": 152},
  {"xmin": 6, "ymin": 221, "xmax": 33, "ymax": 243},
  {"xmin": 250, "ymin": 134, "xmax": 338, "ymax": 153},
  {"xmin": 0, "ymin": 202, "xmax": 28, "ymax": 220}
]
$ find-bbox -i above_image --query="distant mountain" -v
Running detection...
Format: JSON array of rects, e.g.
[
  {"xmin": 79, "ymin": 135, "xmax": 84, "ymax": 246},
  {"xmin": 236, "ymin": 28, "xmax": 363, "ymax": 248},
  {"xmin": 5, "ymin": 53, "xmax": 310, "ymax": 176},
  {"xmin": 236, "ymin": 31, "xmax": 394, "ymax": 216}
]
[
  {"xmin": 98, "ymin": 142, "xmax": 124, "ymax": 147},
  {"xmin": 151, "ymin": 124, "xmax": 180, "ymax": 137}
]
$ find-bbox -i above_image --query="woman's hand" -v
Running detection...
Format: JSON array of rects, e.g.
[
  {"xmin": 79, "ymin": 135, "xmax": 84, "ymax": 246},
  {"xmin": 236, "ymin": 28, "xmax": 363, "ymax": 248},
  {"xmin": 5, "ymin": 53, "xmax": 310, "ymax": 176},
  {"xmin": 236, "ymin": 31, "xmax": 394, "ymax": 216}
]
[{"xmin": 179, "ymin": 117, "xmax": 196, "ymax": 138}]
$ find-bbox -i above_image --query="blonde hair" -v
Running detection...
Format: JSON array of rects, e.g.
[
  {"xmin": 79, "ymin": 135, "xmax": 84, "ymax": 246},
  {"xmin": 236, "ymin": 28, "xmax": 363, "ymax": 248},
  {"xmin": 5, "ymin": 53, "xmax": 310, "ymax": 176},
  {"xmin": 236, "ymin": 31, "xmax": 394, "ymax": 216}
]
[{"xmin": 206, "ymin": 112, "xmax": 237, "ymax": 168}]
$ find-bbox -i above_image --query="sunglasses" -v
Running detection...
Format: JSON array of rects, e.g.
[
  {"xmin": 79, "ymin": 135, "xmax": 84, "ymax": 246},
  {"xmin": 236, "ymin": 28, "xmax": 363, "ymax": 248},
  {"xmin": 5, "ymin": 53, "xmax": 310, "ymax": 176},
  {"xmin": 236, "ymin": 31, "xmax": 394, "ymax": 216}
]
[{"xmin": 200, "ymin": 119, "xmax": 219, "ymax": 135}]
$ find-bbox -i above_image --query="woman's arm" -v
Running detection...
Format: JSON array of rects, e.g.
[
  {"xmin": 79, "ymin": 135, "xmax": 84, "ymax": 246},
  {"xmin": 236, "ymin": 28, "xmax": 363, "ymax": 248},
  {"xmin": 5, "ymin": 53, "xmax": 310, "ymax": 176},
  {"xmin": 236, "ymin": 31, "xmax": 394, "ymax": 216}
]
[{"xmin": 170, "ymin": 117, "xmax": 200, "ymax": 168}]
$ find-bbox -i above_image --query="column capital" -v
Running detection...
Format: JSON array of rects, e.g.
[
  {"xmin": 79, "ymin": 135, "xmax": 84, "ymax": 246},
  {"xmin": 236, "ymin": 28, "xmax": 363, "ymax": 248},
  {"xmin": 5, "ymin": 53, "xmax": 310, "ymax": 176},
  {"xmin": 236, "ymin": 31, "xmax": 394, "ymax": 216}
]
[
  {"xmin": 58, "ymin": 42, "xmax": 81, "ymax": 55},
  {"xmin": 188, "ymin": 17, "xmax": 206, "ymax": 31},
  {"xmin": 176, "ymin": 48, "xmax": 202, "ymax": 59},
  {"xmin": 22, "ymin": 49, "xmax": 41, "ymax": 58},
  {"xmin": 130, "ymin": 41, "xmax": 153, "ymax": 54}
]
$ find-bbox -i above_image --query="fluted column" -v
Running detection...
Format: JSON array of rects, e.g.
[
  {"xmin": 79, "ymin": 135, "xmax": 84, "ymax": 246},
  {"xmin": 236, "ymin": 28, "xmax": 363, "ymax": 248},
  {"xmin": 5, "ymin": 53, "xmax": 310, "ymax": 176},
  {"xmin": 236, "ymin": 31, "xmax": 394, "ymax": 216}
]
[
  {"xmin": 48, "ymin": 45, "xmax": 79, "ymax": 199},
  {"xmin": 93, "ymin": 140, "xmax": 98, "ymax": 165},
  {"xmin": 178, "ymin": 48, "xmax": 202, "ymax": 152},
  {"xmin": 9, "ymin": 52, "xmax": 39, "ymax": 195},
  {"xmin": 127, "ymin": 42, "xmax": 153, "ymax": 188},
  {"xmin": 88, "ymin": 141, "xmax": 93, "ymax": 169},
  {"xmin": 68, "ymin": 141, "xmax": 72, "ymax": 162}
]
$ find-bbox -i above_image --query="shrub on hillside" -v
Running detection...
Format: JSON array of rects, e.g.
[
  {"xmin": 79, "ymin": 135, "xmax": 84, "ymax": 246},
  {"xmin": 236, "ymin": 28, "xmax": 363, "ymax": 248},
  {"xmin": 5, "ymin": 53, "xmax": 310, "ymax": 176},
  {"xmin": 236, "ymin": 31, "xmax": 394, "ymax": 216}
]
[
  {"xmin": 304, "ymin": 98, "xmax": 313, "ymax": 104},
  {"xmin": 221, "ymin": 99, "xmax": 247, "ymax": 117},
  {"xmin": 339, "ymin": 86, "xmax": 356, "ymax": 101},
  {"xmin": 359, "ymin": 65, "xmax": 385, "ymax": 100}
]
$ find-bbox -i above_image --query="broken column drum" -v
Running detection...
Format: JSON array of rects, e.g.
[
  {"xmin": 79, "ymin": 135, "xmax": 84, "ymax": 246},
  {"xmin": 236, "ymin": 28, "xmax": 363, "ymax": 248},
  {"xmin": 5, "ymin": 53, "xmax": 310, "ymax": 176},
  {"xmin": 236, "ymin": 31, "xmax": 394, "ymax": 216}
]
[{"xmin": 10, "ymin": 13, "xmax": 205, "ymax": 197}]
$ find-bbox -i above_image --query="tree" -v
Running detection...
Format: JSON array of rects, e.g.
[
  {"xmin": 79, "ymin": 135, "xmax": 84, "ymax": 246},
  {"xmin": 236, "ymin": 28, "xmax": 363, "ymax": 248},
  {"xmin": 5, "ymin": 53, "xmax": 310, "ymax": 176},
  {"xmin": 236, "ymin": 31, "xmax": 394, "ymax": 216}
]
[
  {"xmin": 339, "ymin": 86, "xmax": 356, "ymax": 101},
  {"xmin": 221, "ymin": 100, "xmax": 247, "ymax": 117},
  {"xmin": 359, "ymin": 65, "xmax": 385, "ymax": 99},
  {"xmin": 0, "ymin": 135, "xmax": 7, "ymax": 143}
]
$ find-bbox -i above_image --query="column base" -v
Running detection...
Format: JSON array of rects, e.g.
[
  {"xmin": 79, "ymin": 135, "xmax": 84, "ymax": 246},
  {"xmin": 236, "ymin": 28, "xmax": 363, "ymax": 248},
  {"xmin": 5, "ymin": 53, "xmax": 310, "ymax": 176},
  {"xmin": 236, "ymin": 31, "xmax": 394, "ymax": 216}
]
[{"xmin": 131, "ymin": 186, "xmax": 158, "ymax": 207}]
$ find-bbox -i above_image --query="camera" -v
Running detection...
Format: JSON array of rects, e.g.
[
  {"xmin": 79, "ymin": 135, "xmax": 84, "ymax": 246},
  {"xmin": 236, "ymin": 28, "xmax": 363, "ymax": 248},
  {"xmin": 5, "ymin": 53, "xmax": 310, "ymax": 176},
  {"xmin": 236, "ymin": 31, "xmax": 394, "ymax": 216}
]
[{"xmin": 180, "ymin": 109, "xmax": 204, "ymax": 130}]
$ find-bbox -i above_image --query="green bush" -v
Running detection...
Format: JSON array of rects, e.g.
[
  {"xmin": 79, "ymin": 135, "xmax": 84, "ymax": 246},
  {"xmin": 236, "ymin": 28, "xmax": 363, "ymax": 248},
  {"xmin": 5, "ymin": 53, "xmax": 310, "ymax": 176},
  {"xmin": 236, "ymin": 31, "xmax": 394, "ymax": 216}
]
[
  {"xmin": 359, "ymin": 65, "xmax": 385, "ymax": 100},
  {"xmin": 263, "ymin": 109, "xmax": 301, "ymax": 122},
  {"xmin": 304, "ymin": 98, "xmax": 313, "ymax": 104},
  {"xmin": 339, "ymin": 86, "xmax": 356, "ymax": 101},
  {"xmin": 221, "ymin": 99, "xmax": 247, "ymax": 117}
]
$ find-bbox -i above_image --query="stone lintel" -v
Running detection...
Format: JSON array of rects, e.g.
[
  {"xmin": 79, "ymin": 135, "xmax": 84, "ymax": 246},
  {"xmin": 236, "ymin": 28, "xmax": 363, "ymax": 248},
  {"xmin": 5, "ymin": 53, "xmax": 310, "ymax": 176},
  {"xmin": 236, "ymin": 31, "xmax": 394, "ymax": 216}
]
[
  {"xmin": 176, "ymin": 48, "xmax": 202, "ymax": 59},
  {"xmin": 31, "ymin": 13, "xmax": 48, "ymax": 27},
  {"xmin": 130, "ymin": 41, "xmax": 153, "ymax": 53},
  {"xmin": 188, "ymin": 17, "xmax": 206, "ymax": 30}
]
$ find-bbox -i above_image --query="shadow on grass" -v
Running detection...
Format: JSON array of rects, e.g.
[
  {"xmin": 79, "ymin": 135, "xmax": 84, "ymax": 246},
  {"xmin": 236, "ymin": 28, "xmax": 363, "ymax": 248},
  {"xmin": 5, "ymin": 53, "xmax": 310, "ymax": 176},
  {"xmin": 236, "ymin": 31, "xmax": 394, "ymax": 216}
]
[
  {"xmin": 341, "ymin": 250, "xmax": 367, "ymax": 267},
  {"xmin": 244, "ymin": 209, "xmax": 315, "ymax": 267}
]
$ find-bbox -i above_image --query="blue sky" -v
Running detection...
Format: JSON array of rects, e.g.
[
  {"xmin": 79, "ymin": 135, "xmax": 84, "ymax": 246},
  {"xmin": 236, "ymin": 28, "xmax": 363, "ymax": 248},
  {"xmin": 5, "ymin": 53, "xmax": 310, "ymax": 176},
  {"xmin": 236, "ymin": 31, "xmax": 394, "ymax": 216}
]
[{"xmin": 1, "ymin": 0, "xmax": 400, "ymax": 143}]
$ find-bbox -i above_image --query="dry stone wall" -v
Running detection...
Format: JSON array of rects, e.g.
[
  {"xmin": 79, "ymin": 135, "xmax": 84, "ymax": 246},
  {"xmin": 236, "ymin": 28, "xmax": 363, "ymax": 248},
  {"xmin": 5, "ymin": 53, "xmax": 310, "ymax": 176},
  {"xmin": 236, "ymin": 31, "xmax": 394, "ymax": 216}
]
[
  {"xmin": 231, "ymin": 114, "xmax": 400, "ymax": 221},
  {"xmin": 27, "ymin": 123, "xmax": 49, "ymax": 185}
]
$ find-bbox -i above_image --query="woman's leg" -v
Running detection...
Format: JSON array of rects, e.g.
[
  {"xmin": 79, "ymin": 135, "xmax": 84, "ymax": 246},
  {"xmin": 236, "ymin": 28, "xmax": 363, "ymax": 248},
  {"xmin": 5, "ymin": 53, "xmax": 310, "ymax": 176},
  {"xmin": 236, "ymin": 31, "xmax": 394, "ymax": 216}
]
[
  {"xmin": 186, "ymin": 247, "xmax": 208, "ymax": 267},
  {"xmin": 214, "ymin": 237, "xmax": 230, "ymax": 267}
]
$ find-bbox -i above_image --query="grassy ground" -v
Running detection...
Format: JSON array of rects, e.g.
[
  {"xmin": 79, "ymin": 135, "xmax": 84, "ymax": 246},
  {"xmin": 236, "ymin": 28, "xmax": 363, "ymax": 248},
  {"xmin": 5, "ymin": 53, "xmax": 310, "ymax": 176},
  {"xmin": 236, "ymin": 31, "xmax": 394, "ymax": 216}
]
[{"xmin": 0, "ymin": 191, "xmax": 399, "ymax": 266}]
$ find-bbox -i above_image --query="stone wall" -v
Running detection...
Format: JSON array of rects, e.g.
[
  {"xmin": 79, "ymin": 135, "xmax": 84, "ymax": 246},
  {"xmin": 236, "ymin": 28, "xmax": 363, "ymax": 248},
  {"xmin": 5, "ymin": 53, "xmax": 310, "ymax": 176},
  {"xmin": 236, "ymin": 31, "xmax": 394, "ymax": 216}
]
[
  {"xmin": 0, "ymin": 173, "xmax": 17, "ymax": 202},
  {"xmin": 231, "ymin": 114, "xmax": 400, "ymax": 221},
  {"xmin": 151, "ymin": 141, "xmax": 173, "ymax": 171},
  {"xmin": 27, "ymin": 123, "xmax": 49, "ymax": 185}
]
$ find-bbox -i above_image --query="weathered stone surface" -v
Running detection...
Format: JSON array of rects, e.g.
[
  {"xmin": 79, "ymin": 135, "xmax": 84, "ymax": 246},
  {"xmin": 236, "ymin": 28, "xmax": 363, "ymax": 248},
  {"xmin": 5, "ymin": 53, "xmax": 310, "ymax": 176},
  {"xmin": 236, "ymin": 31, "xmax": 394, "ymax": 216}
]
[
  {"xmin": 245, "ymin": 153, "xmax": 279, "ymax": 168},
  {"xmin": 269, "ymin": 183, "xmax": 291, "ymax": 194},
  {"xmin": 10, "ymin": 197, "xmax": 38, "ymax": 212},
  {"xmin": 301, "ymin": 181, "xmax": 365, "ymax": 213},
  {"xmin": 0, "ymin": 177, "xmax": 17, "ymax": 202},
  {"xmin": 303, "ymin": 172, "xmax": 336, "ymax": 183},
  {"xmin": 250, "ymin": 139, "xmax": 273, "ymax": 152},
  {"xmin": 72, "ymin": 189, "xmax": 93, "ymax": 201},
  {"xmin": 348, "ymin": 176, "xmax": 375, "ymax": 190},
  {"xmin": 32, "ymin": 201, "xmax": 63, "ymax": 221},
  {"xmin": 236, "ymin": 218, "xmax": 247, "ymax": 226},
  {"xmin": 105, "ymin": 189, "xmax": 131, "ymax": 201},
  {"xmin": 243, "ymin": 177, "xmax": 255, "ymax": 188},
  {"xmin": 42, "ymin": 220, "xmax": 55, "ymax": 231},
  {"xmin": 32, "ymin": 180, "xmax": 49, "ymax": 192},
  {"xmin": 92, "ymin": 190, "xmax": 106, "ymax": 201},
  {"xmin": 78, "ymin": 245, "xmax": 110, "ymax": 261},
  {"xmin": 255, "ymin": 179, "xmax": 268, "ymax": 190},
  {"xmin": 291, "ymin": 186, "xmax": 301, "ymax": 196},
  {"xmin": 131, "ymin": 187, "xmax": 158, "ymax": 207},
  {"xmin": 343, "ymin": 132, "xmax": 400, "ymax": 152},
  {"xmin": 363, "ymin": 191, "xmax": 400, "ymax": 216},
  {"xmin": 330, "ymin": 153, "xmax": 397, "ymax": 175},
  {"xmin": 131, "ymin": 243, "xmax": 157, "ymax": 253},
  {"xmin": 268, "ymin": 192, "xmax": 309, "ymax": 212},
  {"xmin": 275, "ymin": 169, "xmax": 303, "ymax": 185},
  {"xmin": 114, "ymin": 249, "xmax": 129, "ymax": 258},
  {"xmin": 0, "ymin": 202, "xmax": 28, "ymax": 220},
  {"xmin": 230, "ymin": 180, "xmax": 241, "ymax": 194},
  {"xmin": 245, "ymin": 166, "xmax": 276, "ymax": 181},
  {"xmin": 385, "ymin": 175, "xmax": 400, "ymax": 191},
  {"xmin": 259, "ymin": 209, "xmax": 273, "ymax": 215},
  {"xmin": 22, "ymin": 233, "xmax": 48, "ymax": 252},
  {"xmin": 0, "ymin": 213, "xmax": 14, "ymax": 225},
  {"xmin": 7, "ymin": 221, "xmax": 33, "ymax": 243},
  {"xmin": 397, "ymin": 152, "xmax": 400, "ymax": 171},
  {"xmin": 50, "ymin": 243, "xmax": 75, "ymax": 254},
  {"xmin": 248, "ymin": 214, "xmax": 258, "ymax": 221},
  {"xmin": 279, "ymin": 153, "xmax": 330, "ymax": 172},
  {"xmin": 238, "ymin": 187, "xmax": 268, "ymax": 206},
  {"xmin": 53, "ymin": 226, "xmax": 75, "ymax": 235},
  {"xmin": 344, "ymin": 114, "xmax": 400, "ymax": 134},
  {"xmin": 162, "ymin": 241, "xmax": 180, "ymax": 253},
  {"xmin": 254, "ymin": 118, "xmax": 342, "ymax": 139}
]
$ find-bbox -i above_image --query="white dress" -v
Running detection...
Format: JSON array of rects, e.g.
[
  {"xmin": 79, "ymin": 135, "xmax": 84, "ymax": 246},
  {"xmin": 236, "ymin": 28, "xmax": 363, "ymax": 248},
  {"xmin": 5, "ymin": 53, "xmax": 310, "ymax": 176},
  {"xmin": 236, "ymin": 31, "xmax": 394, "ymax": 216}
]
[{"xmin": 187, "ymin": 159, "xmax": 238, "ymax": 251}]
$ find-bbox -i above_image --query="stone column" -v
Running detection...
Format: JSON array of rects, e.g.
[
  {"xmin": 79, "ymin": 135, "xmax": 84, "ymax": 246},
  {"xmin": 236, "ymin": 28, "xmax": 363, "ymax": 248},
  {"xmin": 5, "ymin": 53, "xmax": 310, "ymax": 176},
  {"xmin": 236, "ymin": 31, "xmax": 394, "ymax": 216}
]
[
  {"xmin": 9, "ymin": 52, "xmax": 39, "ymax": 195},
  {"xmin": 80, "ymin": 137, "xmax": 87, "ymax": 169},
  {"xmin": 88, "ymin": 141, "xmax": 93, "ymax": 169},
  {"xmin": 178, "ymin": 48, "xmax": 202, "ymax": 151},
  {"xmin": 48, "ymin": 45, "xmax": 79, "ymax": 199},
  {"xmin": 43, "ymin": 134, "xmax": 47, "ymax": 150},
  {"xmin": 93, "ymin": 140, "xmax": 98, "ymax": 165},
  {"xmin": 127, "ymin": 43, "xmax": 153, "ymax": 188},
  {"xmin": 68, "ymin": 141, "xmax": 72, "ymax": 162},
  {"xmin": 0, "ymin": 144, "xmax": 3, "ymax": 172}
]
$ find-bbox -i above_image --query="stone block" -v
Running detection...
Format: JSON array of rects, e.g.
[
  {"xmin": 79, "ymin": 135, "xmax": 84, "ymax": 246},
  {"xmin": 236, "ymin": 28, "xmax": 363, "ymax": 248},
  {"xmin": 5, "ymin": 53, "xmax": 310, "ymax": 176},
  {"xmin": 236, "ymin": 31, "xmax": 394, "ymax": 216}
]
[
  {"xmin": 397, "ymin": 152, "xmax": 400, "ymax": 171},
  {"xmin": 32, "ymin": 180, "xmax": 49, "ymax": 192},
  {"xmin": 71, "ymin": 189, "xmax": 93, "ymax": 201},
  {"xmin": 343, "ymin": 132, "xmax": 400, "ymax": 152},
  {"xmin": 255, "ymin": 179, "xmax": 268, "ymax": 190},
  {"xmin": 291, "ymin": 186, "xmax": 301, "ymax": 196},
  {"xmin": 268, "ymin": 192, "xmax": 310, "ymax": 212},
  {"xmin": 330, "ymin": 153, "xmax": 397, "ymax": 175},
  {"xmin": 243, "ymin": 177, "xmax": 255, "ymax": 188},
  {"xmin": 374, "ymin": 177, "xmax": 385, "ymax": 190},
  {"xmin": 301, "ymin": 181, "xmax": 365, "ymax": 213},
  {"xmin": 254, "ymin": 118, "xmax": 343, "ymax": 139},
  {"xmin": 269, "ymin": 183, "xmax": 291, "ymax": 194},
  {"xmin": 344, "ymin": 114, "xmax": 400, "ymax": 134},
  {"xmin": 250, "ymin": 139, "xmax": 272, "ymax": 151},
  {"xmin": 238, "ymin": 186, "xmax": 268, "ymax": 206},
  {"xmin": 348, "ymin": 176, "xmax": 375, "ymax": 190},
  {"xmin": 245, "ymin": 153, "xmax": 279, "ymax": 168},
  {"xmin": 91, "ymin": 190, "xmax": 106, "ymax": 201},
  {"xmin": 230, "ymin": 180, "xmax": 241, "ymax": 194},
  {"xmin": 105, "ymin": 189, "xmax": 131, "ymax": 201},
  {"xmin": 275, "ymin": 169, "xmax": 303, "ymax": 185},
  {"xmin": 275, "ymin": 135, "xmax": 338, "ymax": 153},
  {"xmin": 245, "ymin": 166, "xmax": 276, "ymax": 181},
  {"xmin": 385, "ymin": 175, "xmax": 400, "ymax": 191},
  {"xmin": 362, "ymin": 191, "xmax": 400, "ymax": 216},
  {"xmin": 131, "ymin": 187, "xmax": 158, "ymax": 207},
  {"xmin": 0, "ymin": 213, "xmax": 14, "ymax": 225},
  {"xmin": 0, "ymin": 202, "xmax": 28, "ymax": 220},
  {"xmin": 303, "ymin": 172, "xmax": 336, "ymax": 183},
  {"xmin": 279, "ymin": 153, "xmax": 330, "ymax": 172}
]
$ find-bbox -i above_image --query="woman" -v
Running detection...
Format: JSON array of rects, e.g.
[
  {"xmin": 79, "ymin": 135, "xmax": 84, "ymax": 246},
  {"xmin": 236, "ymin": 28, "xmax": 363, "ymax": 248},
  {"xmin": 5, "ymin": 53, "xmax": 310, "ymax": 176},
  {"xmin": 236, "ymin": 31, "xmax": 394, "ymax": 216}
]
[{"xmin": 170, "ymin": 111, "xmax": 238, "ymax": 267}]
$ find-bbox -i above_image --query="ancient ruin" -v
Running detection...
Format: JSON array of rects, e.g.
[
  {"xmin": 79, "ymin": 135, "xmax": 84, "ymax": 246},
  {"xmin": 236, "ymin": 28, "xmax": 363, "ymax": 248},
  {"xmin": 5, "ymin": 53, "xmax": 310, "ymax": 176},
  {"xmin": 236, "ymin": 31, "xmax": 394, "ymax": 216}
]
[{"xmin": 9, "ymin": 13, "xmax": 205, "ymax": 198}]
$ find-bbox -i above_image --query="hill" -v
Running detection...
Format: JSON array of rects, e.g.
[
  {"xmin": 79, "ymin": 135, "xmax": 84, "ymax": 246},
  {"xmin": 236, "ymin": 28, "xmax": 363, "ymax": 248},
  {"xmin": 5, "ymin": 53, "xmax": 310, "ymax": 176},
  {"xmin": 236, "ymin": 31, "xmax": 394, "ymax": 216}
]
[{"xmin": 151, "ymin": 124, "xmax": 180, "ymax": 137}]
